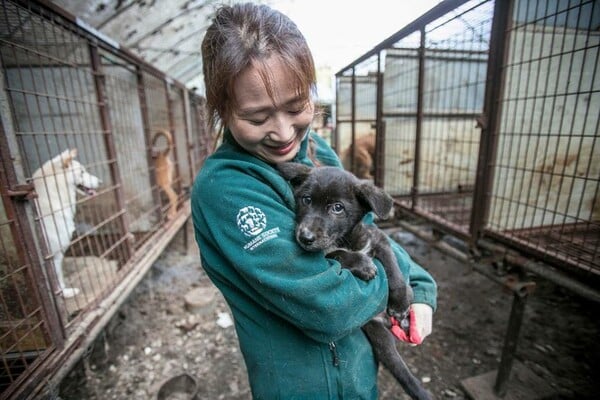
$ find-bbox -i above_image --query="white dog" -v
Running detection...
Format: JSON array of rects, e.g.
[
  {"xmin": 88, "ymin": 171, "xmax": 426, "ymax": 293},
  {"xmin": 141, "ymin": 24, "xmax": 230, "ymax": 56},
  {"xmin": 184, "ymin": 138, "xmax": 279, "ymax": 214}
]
[{"xmin": 32, "ymin": 149, "xmax": 101, "ymax": 298}]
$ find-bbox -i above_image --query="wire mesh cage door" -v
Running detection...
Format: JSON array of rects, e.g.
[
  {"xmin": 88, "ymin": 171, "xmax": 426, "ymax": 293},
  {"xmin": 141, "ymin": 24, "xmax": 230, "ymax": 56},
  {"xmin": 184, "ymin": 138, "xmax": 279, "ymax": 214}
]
[
  {"xmin": 484, "ymin": 0, "xmax": 600, "ymax": 276},
  {"xmin": 0, "ymin": 107, "xmax": 58, "ymax": 400}
]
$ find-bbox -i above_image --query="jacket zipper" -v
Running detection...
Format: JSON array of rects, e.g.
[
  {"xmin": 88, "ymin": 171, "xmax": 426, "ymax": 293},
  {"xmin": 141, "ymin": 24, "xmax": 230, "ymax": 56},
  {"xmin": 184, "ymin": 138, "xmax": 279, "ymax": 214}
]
[{"xmin": 328, "ymin": 342, "xmax": 339, "ymax": 367}]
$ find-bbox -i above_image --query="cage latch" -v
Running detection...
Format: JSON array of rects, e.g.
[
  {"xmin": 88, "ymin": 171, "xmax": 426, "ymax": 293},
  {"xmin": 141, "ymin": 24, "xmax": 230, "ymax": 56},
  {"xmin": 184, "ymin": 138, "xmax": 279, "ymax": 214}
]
[{"xmin": 7, "ymin": 183, "xmax": 37, "ymax": 201}]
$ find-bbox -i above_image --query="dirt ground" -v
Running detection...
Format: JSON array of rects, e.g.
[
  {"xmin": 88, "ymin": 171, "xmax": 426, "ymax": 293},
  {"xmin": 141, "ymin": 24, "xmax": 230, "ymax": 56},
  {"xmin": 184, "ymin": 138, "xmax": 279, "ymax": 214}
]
[{"xmin": 59, "ymin": 222, "xmax": 599, "ymax": 400}]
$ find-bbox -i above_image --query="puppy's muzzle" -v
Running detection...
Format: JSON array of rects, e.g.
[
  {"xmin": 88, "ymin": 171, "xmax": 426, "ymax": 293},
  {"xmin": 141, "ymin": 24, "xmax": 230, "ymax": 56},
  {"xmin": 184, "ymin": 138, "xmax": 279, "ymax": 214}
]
[
  {"xmin": 296, "ymin": 221, "xmax": 334, "ymax": 252},
  {"xmin": 297, "ymin": 226, "xmax": 316, "ymax": 248}
]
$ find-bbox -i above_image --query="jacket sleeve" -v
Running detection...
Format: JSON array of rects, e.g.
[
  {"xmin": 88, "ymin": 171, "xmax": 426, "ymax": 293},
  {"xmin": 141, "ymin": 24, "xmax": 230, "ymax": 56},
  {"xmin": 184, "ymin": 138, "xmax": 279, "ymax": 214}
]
[{"xmin": 192, "ymin": 162, "xmax": 389, "ymax": 343}]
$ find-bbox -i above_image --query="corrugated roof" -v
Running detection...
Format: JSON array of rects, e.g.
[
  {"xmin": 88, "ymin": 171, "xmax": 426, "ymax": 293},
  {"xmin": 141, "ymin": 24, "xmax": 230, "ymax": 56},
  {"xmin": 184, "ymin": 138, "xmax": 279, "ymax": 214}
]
[{"xmin": 51, "ymin": 0, "xmax": 276, "ymax": 92}]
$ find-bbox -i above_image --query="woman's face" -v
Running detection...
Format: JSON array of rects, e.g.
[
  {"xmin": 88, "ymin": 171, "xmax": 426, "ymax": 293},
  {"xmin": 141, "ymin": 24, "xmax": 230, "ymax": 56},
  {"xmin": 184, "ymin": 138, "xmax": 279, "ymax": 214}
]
[{"xmin": 227, "ymin": 56, "xmax": 314, "ymax": 164}]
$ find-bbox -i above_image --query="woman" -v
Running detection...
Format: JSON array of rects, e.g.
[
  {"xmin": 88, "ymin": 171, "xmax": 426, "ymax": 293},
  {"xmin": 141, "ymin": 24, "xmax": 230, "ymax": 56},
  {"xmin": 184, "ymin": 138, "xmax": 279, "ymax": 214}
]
[{"xmin": 192, "ymin": 3, "xmax": 437, "ymax": 399}]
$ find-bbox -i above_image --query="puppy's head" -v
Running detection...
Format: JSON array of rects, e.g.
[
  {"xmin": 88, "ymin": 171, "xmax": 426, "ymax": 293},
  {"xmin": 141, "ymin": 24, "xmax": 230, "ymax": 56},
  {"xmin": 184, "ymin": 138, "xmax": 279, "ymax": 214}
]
[{"xmin": 277, "ymin": 162, "xmax": 393, "ymax": 251}]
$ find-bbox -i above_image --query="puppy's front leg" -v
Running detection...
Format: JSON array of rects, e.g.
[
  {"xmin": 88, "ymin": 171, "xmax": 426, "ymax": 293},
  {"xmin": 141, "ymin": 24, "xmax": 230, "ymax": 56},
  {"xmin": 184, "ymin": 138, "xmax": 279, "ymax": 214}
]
[
  {"xmin": 371, "ymin": 238, "xmax": 413, "ymax": 320},
  {"xmin": 327, "ymin": 249, "xmax": 377, "ymax": 281}
]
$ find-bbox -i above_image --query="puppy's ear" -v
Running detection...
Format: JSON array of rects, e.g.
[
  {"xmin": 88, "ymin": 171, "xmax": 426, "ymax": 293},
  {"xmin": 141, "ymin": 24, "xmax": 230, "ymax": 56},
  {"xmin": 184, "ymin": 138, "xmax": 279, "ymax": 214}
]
[
  {"xmin": 356, "ymin": 182, "xmax": 394, "ymax": 219},
  {"xmin": 57, "ymin": 148, "xmax": 76, "ymax": 169},
  {"xmin": 276, "ymin": 162, "xmax": 312, "ymax": 187}
]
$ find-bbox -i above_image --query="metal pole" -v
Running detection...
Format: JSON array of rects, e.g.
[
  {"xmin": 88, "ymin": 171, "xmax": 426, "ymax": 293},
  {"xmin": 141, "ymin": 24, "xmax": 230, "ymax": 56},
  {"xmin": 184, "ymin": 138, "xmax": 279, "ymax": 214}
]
[
  {"xmin": 470, "ymin": 0, "xmax": 513, "ymax": 241},
  {"xmin": 375, "ymin": 52, "xmax": 384, "ymax": 187},
  {"xmin": 351, "ymin": 67, "xmax": 356, "ymax": 172},
  {"xmin": 412, "ymin": 27, "xmax": 425, "ymax": 210},
  {"xmin": 494, "ymin": 292, "xmax": 528, "ymax": 397},
  {"xmin": 89, "ymin": 44, "xmax": 133, "ymax": 260}
]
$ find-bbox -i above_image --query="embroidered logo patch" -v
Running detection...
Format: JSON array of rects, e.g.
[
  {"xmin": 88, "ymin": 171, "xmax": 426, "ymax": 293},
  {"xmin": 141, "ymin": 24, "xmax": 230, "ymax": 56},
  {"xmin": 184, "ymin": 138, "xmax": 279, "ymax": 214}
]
[
  {"xmin": 236, "ymin": 206, "xmax": 280, "ymax": 250},
  {"xmin": 237, "ymin": 206, "xmax": 267, "ymax": 237}
]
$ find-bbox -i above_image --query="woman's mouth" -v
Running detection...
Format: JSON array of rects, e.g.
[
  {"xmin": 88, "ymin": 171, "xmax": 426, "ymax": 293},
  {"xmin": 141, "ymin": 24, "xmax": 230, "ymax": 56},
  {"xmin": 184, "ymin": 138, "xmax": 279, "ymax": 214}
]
[{"xmin": 265, "ymin": 139, "xmax": 297, "ymax": 156}]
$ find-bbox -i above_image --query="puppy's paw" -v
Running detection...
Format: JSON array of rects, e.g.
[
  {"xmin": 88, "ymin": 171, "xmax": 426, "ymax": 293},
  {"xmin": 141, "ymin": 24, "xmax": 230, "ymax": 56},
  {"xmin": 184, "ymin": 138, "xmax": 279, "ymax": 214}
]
[
  {"xmin": 62, "ymin": 287, "xmax": 80, "ymax": 298},
  {"xmin": 387, "ymin": 289, "xmax": 411, "ymax": 320},
  {"xmin": 350, "ymin": 255, "xmax": 378, "ymax": 281},
  {"xmin": 387, "ymin": 306, "xmax": 409, "ymax": 324},
  {"xmin": 353, "ymin": 268, "xmax": 378, "ymax": 281}
]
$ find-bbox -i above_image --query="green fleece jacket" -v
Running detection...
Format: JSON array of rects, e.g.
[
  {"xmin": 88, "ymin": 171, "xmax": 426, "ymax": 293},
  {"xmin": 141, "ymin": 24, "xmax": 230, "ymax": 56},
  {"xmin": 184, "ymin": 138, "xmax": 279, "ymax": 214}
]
[{"xmin": 192, "ymin": 130, "xmax": 437, "ymax": 399}]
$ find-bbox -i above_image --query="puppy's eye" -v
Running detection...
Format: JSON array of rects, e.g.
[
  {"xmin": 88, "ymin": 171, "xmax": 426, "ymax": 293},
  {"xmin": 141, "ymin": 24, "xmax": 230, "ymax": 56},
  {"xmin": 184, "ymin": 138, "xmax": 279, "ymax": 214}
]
[
  {"xmin": 330, "ymin": 203, "xmax": 345, "ymax": 214},
  {"xmin": 301, "ymin": 195, "xmax": 312, "ymax": 205}
]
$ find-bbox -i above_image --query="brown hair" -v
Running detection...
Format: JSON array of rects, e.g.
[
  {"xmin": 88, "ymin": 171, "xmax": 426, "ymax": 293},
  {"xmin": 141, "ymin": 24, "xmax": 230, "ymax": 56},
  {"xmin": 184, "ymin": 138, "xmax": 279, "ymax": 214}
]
[{"xmin": 201, "ymin": 3, "xmax": 317, "ymax": 135}]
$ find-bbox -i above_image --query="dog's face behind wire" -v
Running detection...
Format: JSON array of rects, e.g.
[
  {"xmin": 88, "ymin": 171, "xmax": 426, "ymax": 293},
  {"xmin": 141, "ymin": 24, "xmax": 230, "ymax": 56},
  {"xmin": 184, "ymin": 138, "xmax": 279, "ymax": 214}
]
[{"xmin": 277, "ymin": 163, "xmax": 393, "ymax": 252}]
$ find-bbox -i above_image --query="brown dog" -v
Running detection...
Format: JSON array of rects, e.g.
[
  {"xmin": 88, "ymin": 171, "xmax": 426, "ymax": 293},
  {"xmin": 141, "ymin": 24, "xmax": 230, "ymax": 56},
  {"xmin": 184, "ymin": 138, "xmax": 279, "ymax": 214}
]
[
  {"xmin": 152, "ymin": 130, "xmax": 178, "ymax": 220},
  {"xmin": 341, "ymin": 133, "xmax": 376, "ymax": 180}
]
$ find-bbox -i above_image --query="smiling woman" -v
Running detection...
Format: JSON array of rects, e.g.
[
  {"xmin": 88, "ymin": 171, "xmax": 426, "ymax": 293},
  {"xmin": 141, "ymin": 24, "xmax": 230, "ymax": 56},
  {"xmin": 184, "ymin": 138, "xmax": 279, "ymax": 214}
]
[
  {"xmin": 228, "ymin": 57, "xmax": 314, "ymax": 163},
  {"xmin": 192, "ymin": 3, "xmax": 437, "ymax": 400}
]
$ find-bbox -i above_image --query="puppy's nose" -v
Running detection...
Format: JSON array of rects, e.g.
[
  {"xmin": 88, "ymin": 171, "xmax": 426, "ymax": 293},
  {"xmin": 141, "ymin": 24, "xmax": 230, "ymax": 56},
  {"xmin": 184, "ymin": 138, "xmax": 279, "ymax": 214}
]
[{"xmin": 298, "ymin": 227, "xmax": 315, "ymax": 246}]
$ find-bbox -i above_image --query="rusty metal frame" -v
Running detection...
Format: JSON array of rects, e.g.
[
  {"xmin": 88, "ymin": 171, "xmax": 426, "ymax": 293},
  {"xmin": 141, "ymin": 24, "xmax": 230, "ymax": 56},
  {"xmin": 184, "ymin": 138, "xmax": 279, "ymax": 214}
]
[
  {"xmin": 470, "ymin": 0, "xmax": 512, "ymax": 243},
  {"xmin": 335, "ymin": 0, "xmax": 600, "ymax": 397},
  {"xmin": 412, "ymin": 27, "xmax": 425, "ymax": 211},
  {"xmin": 350, "ymin": 67, "xmax": 356, "ymax": 172},
  {"xmin": 336, "ymin": 0, "xmax": 600, "ymax": 284},
  {"xmin": 164, "ymin": 78, "xmax": 184, "ymax": 197},
  {"xmin": 0, "ymin": 1, "xmax": 210, "ymax": 398},
  {"xmin": 374, "ymin": 52, "xmax": 384, "ymax": 186},
  {"xmin": 89, "ymin": 44, "xmax": 133, "ymax": 261},
  {"xmin": 0, "ymin": 120, "xmax": 60, "ymax": 400}
]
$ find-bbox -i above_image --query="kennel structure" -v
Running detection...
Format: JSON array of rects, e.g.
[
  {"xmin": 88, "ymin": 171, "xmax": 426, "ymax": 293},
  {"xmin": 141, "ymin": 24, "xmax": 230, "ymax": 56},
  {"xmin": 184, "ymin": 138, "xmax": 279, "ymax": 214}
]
[
  {"xmin": 0, "ymin": 1, "xmax": 212, "ymax": 398},
  {"xmin": 336, "ymin": 0, "xmax": 598, "ymax": 395}
]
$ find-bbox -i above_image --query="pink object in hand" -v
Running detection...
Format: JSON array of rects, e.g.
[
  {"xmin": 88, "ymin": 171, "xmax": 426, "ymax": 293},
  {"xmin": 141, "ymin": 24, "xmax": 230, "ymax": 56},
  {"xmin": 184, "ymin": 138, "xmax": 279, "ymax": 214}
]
[{"xmin": 389, "ymin": 308, "xmax": 423, "ymax": 345}]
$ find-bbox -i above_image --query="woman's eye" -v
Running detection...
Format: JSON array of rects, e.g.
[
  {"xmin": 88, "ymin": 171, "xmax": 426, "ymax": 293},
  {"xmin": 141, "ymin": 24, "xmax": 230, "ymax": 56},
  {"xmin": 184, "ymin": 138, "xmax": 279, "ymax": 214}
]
[
  {"xmin": 301, "ymin": 195, "xmax": 311, "ymax": 205},
  {"xmin": 330, "ymin": 203, "xmax": 345, "ymax": 214},
  {"xmin": 288, "ymin": 107, "xmax": 305, "ymax": 115},
  {"xmin": 248, "ymin": 118, "xmax": 268, "ymax": 125}
]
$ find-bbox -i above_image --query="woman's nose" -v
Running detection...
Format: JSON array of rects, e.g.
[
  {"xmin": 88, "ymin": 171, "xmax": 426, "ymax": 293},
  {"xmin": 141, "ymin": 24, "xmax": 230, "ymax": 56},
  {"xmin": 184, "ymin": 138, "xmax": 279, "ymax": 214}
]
[{"xmin": 267, "ymin": 114, "xmax": 294, "ymax": 141}]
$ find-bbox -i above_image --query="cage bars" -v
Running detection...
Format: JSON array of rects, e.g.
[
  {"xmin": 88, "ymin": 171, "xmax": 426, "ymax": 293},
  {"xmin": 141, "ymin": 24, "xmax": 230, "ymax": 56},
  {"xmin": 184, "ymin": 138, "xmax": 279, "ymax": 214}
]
[
  {"xmin": 336, "ymin": 0, "xmax": 599, "ymax": 396},
  {"xmin": 0, "ymin": 0, "xmax": 210, "ymax": 398}
]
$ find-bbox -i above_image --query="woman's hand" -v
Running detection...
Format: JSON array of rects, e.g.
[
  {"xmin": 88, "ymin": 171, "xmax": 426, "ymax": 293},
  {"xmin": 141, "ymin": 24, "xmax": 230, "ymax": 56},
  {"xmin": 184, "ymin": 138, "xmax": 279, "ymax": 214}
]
[{"xmin": 409, "ymin": 303, "xmax": 433, "ymax": 344}]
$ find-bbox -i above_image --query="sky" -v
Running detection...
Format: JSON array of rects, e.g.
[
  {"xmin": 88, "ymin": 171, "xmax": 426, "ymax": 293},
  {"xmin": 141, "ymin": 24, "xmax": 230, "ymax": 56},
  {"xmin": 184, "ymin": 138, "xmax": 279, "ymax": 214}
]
[{"xmin": 268, "ymin": 0, "xmax": 443, "ymax": 72}]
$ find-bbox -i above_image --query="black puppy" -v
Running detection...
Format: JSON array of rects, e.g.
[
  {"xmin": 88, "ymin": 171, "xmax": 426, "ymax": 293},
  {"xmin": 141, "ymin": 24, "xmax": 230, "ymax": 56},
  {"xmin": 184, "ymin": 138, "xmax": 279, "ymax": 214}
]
[{"xmin": 277, "ymin": 162, "xmax": 431, "ymax": 400}]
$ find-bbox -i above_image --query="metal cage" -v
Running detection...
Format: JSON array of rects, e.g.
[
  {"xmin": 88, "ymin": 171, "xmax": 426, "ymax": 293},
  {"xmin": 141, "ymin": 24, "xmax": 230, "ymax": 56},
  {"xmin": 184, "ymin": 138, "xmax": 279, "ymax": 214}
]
[
  {"xmin": 0, "ymin": 1, "xmax": 211, "ymax": 398},
  {"xmin": 336, "ymin": 0, "xmax": 599, "ymax": 395},
  {"xmin": 336, "ymin": 0, "xmax": 599, "ymax": 280}
]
